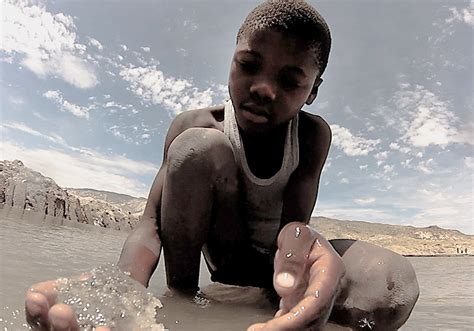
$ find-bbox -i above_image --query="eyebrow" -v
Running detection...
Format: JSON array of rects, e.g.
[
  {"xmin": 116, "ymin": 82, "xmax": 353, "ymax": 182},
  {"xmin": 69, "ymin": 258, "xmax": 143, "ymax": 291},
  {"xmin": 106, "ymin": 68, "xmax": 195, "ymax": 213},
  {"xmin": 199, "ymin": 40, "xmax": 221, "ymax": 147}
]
[{"xmin": 237, "ymin": 50, "xmax": 308, "ymax": 78}]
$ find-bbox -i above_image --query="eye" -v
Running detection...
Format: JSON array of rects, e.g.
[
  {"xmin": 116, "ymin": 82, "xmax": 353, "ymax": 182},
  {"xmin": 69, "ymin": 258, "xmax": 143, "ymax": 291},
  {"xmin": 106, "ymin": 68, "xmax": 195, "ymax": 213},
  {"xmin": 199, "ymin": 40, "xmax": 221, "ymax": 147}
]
[
  {"xmin": 279, "ymin": 75, "xmax": 301, "ymax": 90},
  {"xmin": 237, "ymin": 60, "xmax": 259, "ymax": 74}
]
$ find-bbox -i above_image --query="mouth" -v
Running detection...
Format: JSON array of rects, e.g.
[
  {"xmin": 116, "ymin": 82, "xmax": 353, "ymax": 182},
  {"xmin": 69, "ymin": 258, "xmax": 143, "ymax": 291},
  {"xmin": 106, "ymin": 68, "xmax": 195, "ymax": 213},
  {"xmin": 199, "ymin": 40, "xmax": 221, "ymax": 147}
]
[{"xmin": 240, "ymin": 105, "xmax": 270, "ymax": 124}]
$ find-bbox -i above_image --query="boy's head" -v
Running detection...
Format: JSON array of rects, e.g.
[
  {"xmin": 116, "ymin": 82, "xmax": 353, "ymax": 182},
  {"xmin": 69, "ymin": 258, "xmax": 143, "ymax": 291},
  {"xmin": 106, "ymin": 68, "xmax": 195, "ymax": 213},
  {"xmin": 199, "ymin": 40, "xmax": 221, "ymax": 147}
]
[
  {"xmin": 228, "ymin": 0, "xmax": 331, "ymax": 135},
  {"xmin": 237, "ymin": 0, "xmax": 331, "ymax": 76}
]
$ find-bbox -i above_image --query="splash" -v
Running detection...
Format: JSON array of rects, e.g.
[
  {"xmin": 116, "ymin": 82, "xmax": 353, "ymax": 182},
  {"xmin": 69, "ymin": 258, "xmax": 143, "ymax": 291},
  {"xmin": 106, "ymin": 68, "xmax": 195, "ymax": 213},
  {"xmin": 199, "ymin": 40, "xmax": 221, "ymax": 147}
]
[{"xmin": 57, "ymin": 264, "xmax": 164, "ymax": 331}]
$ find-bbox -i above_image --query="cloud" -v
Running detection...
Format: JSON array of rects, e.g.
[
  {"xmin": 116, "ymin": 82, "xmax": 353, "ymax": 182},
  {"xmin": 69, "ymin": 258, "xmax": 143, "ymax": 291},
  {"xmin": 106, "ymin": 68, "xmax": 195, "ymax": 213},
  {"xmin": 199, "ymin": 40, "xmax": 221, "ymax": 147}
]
[
  {"xmin": 354, "ymin": 197, "xmax": 376, "ymax": 205},
  {"xmin": 416, "ymin": 159, "xmax": 435, "ymax": 174},
  {"xmin": 43, "ymin": 90, "xmax": 91, "ymax": 119},
  {"xmin": 446, "ymin": 1, "xmax": 474, "ymax": 26},
  {"xmin": 87, "ymin": 37, "xmax": 103, "ymax": 50},
  {"xmin": 8, "ymin": 96, "xmax": 25, "ymax": 106},
  {"xmin": 330, "ymin": 124, "xmax": 380, "ymax": 156},
  {"xmin": 140, "ymin": 46, "xmax": 150, "ymax": 52},
  {"xmin": 1, "ymin": 140, "xmax": 157, "ymax": 198},
  {"xmin": 465, "ymin": 157, "xmax": 474, "ymax": 169},
  {"xmin": 313, "ymin": 205, "xmax": 394, "ymax": 223},
  {"xmin": 119, "ymin": 65, "xmax": 219, "ymax": 115},
  {"xmin": 393, "ymin": 84, "xmax": 473, "ymax": 148},
  {"xmin": 2, "ymin": 0, "xmax": 98, "ymax": 88}
]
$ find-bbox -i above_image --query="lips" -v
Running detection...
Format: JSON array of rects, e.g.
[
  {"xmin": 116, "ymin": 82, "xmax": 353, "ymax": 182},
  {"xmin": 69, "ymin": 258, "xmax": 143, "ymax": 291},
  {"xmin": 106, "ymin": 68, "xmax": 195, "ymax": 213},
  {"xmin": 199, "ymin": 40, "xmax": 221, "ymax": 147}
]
[{"xmin": 240, "ymin": 105, "xmax": 270, "ymax": 124}]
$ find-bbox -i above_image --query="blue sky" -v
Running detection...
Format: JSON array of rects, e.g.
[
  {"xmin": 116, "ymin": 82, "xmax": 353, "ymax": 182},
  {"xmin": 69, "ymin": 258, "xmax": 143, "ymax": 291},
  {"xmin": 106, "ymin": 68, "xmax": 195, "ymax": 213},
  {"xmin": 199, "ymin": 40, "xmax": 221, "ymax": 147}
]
[{"xmin": 1, "ymin": 0, "xmax": 473, "ymax": 234}]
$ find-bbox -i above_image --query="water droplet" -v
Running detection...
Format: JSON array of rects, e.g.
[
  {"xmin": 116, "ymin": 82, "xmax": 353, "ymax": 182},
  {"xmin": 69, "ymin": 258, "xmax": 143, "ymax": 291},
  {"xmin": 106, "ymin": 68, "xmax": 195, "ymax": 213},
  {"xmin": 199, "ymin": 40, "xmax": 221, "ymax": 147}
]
[
  {"xmin": 300, "ymin": 306, "xmax": 305, "ymax": 310},
  {"xmin": 315, "ymin": 290, "xmax": 320, "ymax": 298},
  {"xmin": 286, "ymin": 252, "xmax": 293, "ymax": 258},
  {"xmin": 295, "ymin": 226, "xmax": 301, "ymax": 238},
  {"xmin": 293, "ymin": 311, "xmax": 300, "ymax": 317},
  {"xmin": 315, "ymin": 239, "xmax": 322, "ymax": 247},
  {"xmin": 321, "ymin": 269, "xmax": 326, "ymax": 273},
  {"xmin": 287, "ymin": 316, "xmax": 292, "ymax": 320}
]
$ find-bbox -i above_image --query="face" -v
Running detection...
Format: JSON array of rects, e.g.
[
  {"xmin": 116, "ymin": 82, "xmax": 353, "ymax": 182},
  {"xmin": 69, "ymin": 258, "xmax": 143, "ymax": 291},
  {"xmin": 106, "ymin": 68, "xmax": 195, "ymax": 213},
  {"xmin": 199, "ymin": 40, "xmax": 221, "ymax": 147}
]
[{"xmin": 228, "ymin": 29, "xmax": 322, "ymax": 135}]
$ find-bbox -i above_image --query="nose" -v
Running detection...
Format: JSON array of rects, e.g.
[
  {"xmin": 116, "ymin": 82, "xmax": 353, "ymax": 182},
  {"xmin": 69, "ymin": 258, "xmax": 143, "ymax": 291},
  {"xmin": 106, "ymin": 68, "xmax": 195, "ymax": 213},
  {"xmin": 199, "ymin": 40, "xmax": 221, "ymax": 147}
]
[{"xmin": 249, "ymin": 78, "xmax": 276, "ymax": 103}]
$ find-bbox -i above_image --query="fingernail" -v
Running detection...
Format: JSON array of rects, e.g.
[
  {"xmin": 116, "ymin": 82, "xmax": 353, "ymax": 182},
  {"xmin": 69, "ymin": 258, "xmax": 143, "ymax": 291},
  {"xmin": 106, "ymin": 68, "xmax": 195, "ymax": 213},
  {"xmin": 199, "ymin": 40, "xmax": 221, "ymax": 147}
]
[{"xmin": 276, "ymin": 272, "xmax": 295, "ymax": 288}]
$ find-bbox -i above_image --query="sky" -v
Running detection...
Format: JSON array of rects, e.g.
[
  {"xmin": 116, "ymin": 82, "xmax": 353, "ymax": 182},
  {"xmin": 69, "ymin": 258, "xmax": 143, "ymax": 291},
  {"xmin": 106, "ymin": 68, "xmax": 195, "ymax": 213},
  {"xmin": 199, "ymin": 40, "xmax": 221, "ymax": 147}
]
[{"xmin": 1, "ymin": 0, "xmax": 473, "ymax": 234}]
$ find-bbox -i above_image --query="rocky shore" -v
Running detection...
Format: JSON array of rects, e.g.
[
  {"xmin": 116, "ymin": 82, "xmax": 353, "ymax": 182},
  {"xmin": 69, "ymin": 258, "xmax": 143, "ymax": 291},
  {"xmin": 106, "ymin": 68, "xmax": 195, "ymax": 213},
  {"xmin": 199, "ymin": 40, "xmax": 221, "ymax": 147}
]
[
  {"xmin": 1, "ymin": 159, "xmax": 473, "ymax": 256},
  {"xmin": 0, "ymin": 160, "xmax": 142, "ymax": 230}
]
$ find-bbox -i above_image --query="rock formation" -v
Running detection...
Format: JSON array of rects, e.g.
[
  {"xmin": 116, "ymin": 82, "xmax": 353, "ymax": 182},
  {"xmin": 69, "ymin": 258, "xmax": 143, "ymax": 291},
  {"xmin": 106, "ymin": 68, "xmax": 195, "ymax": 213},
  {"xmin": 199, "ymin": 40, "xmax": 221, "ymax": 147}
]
[{"xmin": 0, "ymin": 160, "xmax": 139, "ymax": 230}]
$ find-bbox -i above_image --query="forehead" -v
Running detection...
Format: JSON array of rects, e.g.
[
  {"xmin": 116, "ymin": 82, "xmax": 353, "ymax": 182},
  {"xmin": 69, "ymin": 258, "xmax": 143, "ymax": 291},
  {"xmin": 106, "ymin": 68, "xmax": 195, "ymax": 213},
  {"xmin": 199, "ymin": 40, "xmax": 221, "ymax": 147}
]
[{"xmin": 235, "ymin": 29, "xmax": 320, "ymax": 75}]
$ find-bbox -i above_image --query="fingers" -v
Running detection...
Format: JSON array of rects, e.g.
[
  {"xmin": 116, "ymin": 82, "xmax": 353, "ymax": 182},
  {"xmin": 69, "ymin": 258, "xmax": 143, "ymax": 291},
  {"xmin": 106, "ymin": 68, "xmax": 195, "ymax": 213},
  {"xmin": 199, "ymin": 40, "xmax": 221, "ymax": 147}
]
[
  {"xmin": 25, "ymin": 290, "xmax": 50, "ymax": 330},
  {"xmin": 48, "ymin": 303, "xmax": 80, "ymax": 331},
  {"xmin": 26, "ymin": 280, "xmax": 61, "ymax": 330},
  {"xmin": 265, "ymin": 223, "xmax": 345, "ymax": 330},
  {"xmin": 247, "ymin": 323, "xmax": 266, "ymax": 331},
  {"xmin": 253, "ymin": 295, "xmax": 330, "ymax": 331},
  {"xmin": 273, "ymin": 222, "xmax": 316, "ymax": 297}
]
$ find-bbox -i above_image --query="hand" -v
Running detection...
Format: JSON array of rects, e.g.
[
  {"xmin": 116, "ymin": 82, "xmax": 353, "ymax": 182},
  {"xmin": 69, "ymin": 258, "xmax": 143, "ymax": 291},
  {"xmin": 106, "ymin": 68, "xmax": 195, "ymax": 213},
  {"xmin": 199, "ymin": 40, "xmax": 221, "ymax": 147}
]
[
  {"xmin": 25, "ymin": 276, "xmax": 111, "ymax": 331},
  {"xmin": 248, "ymin": 222, "xmax": 345, "ymax": 331}
]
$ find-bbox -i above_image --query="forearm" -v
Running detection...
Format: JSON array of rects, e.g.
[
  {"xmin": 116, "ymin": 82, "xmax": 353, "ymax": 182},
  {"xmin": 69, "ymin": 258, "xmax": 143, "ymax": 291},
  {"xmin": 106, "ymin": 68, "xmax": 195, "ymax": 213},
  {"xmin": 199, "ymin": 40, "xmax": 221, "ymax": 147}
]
[{"xmin": 117, "ymin": 217, "xmax": 162, "ymax": 287}]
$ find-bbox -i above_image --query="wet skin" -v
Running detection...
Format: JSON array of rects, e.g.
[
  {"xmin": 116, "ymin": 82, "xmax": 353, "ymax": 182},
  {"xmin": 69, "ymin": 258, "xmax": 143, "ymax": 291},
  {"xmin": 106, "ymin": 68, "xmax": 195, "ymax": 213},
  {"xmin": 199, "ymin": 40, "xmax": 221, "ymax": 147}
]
[{"xmin": 25, "ymin": 30, "xmax": 419, "ymax": 330}]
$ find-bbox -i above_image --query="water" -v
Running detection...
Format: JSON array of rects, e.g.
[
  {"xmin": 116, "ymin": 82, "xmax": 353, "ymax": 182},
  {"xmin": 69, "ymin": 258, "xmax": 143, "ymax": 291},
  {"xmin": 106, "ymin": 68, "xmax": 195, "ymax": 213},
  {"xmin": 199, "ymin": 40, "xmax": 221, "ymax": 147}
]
[{"xmin": 1, "ymin": 216, "xmax": 473, "ymax": 330}]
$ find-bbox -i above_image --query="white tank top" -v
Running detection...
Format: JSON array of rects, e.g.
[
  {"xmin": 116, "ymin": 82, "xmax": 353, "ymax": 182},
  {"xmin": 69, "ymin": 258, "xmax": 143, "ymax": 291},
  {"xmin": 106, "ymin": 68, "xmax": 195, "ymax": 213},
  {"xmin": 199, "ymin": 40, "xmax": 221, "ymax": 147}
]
[{"xmin": 223, "ymin": 100, "xmax": 300, "ymax": 254}]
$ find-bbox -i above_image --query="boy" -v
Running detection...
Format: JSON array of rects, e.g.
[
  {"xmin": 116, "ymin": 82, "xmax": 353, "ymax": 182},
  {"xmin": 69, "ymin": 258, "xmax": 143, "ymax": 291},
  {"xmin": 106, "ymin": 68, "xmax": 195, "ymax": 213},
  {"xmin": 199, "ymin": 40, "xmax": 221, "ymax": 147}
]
[{"xmin": 25, "ymin": 1, "xmax": 419, "ymax": 330}]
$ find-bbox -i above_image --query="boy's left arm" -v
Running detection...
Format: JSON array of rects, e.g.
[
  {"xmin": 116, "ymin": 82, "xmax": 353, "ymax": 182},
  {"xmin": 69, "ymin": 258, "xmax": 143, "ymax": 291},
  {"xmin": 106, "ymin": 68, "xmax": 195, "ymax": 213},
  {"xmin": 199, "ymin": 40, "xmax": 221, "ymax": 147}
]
[{"xmin": 249, "ymin": 115, "xmax": 345, "ymax": 330}]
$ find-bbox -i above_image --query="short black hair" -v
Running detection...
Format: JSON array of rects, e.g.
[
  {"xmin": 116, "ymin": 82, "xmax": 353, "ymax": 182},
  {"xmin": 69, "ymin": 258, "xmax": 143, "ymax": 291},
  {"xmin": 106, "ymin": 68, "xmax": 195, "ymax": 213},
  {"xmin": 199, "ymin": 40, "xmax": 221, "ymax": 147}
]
[{"xmin": 237, "ymin": 0, "xmax": 331, "ymax": 75}]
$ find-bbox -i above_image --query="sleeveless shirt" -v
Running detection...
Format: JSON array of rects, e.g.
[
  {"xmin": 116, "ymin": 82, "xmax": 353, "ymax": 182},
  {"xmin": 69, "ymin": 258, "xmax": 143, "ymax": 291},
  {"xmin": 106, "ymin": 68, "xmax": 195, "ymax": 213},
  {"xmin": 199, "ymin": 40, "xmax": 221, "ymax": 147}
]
[{"xmin": 223, "ymin": 101, "xmax": 300, "ymax": 254}]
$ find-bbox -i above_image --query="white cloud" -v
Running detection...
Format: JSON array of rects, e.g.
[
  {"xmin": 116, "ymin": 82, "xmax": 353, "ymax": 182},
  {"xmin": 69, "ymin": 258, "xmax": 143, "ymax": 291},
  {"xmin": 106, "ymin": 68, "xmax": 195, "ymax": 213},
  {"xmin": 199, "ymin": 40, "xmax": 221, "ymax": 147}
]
[
  {"xmin": 375, "ymin": 151, "xmax": 388, "ymax": 160},
  {"xmin": 313, "ymin": 205, "xmax": 393, "ymax": 222},
  {"xmin": 446, "ymin": 1, "xmax": 474, "ymax": 26},
  {"xmin": 383, "ymin": 164, "xmax": 395, "ymax": 173},
  {"xmin": 8, "ymin": 96, "xmax": 25, "ymax": 106},
  {"xmin": 1, "ymin": 140, "xmax": 157, "ymax": 198},
  {"xmin": 2, "ymin": 0, "xmax": 98, "ymax": 88},
  {"xmin": 416, "ymin": 159, "xmax": 435, "ymax": 174},
  {"xmin": 119, "ymin": 65, "xmax": 217, "ymax": 115},
  {"xmin": 120, "ymin": 44, "xmax": 128, "ymax": 51},
  {"xmin": 465, "ymin": 157, "xmax": 474, "ymax": 169},
  {"xmin": 87, "ymin": 37, "xmax": 103, "ymax": 50},
  {"xmin": 330, "ymin": 124, "xmax": 380, "ymax": 156},
  {"xmin": 354, "ymin": 197, "xmax": 376, "ymax": 205},
  {"xmin": 43, "ymin": 90, "xmax": 91, "ymax": 119},
  {"xmin": 340, "ymin": 178, "xmax": 349, "ymax": 184},
  {"xmin": 393, "ymin": 85, "xmax": 473, "ymax": 148},
  {"xmin": 140, "ymin": 46, "xmax": 150, "ymax": 52},
  {"xmin": 389, "ymin": 142, "xmax": 411, "ymax": 154},
  {"xmin": 2, "ymin": 122, "xmax": 60, "ymax": 143}
]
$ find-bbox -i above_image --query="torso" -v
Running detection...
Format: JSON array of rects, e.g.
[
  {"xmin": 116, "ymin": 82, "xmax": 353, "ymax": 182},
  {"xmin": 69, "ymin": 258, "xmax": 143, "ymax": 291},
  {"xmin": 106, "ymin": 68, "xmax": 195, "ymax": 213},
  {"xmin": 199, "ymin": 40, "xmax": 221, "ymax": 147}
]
[{"xmin": 172, "ymin": 104, "xmax": 330, "ymax": 250}]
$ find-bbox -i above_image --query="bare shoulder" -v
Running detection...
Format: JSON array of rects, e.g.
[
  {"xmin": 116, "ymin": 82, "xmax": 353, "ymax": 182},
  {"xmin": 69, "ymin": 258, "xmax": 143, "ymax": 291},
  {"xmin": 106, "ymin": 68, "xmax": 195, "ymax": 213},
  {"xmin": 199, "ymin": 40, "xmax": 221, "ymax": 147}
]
[
  {"xmin": 298, "ymin": 110, "xmax": 332, "ymax": 157},
  {"xmin": 163, "ymin": 105, "xmax": 225, "ymax": 154}
]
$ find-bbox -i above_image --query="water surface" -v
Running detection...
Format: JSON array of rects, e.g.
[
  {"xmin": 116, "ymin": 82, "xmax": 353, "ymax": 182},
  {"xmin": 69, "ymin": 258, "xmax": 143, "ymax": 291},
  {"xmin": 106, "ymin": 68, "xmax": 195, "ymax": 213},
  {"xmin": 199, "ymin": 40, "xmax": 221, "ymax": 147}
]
[{"xmin": 1, "ymin": 216, "xmax": 473, "ymax": 330}]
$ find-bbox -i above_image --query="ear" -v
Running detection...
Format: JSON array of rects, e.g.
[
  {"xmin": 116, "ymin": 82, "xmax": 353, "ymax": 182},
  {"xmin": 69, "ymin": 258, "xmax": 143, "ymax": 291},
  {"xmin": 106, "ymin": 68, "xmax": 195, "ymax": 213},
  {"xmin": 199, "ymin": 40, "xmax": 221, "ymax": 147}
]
[{"xmin": 305, "ymin": 77, "xmax": 323, "ymax": 105}]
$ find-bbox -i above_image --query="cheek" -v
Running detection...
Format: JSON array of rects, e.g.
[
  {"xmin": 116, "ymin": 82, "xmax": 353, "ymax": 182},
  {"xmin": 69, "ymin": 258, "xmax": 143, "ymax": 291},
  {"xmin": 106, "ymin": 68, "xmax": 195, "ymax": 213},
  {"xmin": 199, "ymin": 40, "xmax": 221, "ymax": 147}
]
[{"xmin": 229, "ymin": 68, "xmax": 248, "ymax": 95}]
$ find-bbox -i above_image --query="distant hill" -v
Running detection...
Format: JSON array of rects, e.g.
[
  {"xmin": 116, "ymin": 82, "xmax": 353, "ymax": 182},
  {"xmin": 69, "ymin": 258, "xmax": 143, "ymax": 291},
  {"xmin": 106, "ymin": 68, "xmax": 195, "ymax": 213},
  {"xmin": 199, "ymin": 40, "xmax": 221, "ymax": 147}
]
[
  {"xmin": 310, "ymin": 217, "xmax": 473, "ymax": 256},
  {"xmin": 66, "ymin": 188, "xmax": 147, "ymax": 218},
  {"xmin": 1, "ymin": 159, "xmax": 472, "ymax": 256}
]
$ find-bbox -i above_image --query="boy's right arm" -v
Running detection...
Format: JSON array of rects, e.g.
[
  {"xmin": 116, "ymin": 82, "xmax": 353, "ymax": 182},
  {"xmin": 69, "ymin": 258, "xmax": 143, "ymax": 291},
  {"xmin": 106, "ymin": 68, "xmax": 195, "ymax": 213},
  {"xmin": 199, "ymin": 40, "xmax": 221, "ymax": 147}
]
[
  {"xmin": 116, "ymin": 165, "xmax": 165, "ymax": 287},
  {"xmin": 117, "ymin": 110, "xmax": 194, "ymax": 287}
]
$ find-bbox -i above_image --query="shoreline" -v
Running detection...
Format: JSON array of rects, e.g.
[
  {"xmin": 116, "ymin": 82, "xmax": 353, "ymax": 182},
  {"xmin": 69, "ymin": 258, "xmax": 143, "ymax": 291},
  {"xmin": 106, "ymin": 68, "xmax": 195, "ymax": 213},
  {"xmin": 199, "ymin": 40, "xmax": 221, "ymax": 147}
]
[{"xmin": 2, "ymin": 205, "xmax": 472, "ymax": 258}]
